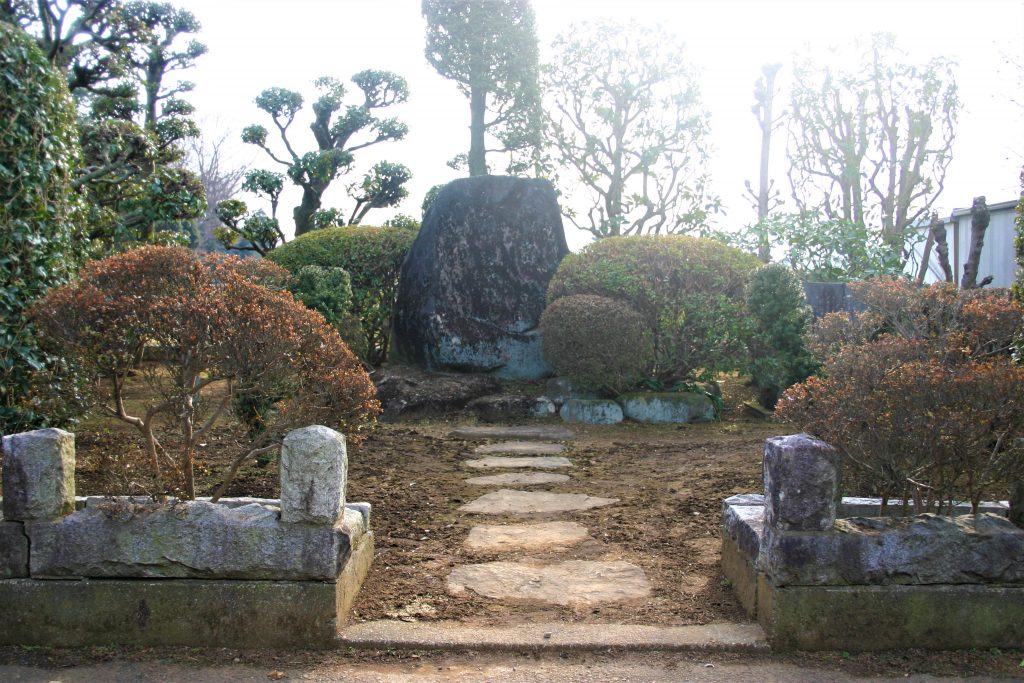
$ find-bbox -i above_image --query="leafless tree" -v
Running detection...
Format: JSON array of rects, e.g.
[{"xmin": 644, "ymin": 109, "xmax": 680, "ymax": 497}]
[{"xmin": 184, "ymin": 131, "xmax": 247, "ymax": 250}]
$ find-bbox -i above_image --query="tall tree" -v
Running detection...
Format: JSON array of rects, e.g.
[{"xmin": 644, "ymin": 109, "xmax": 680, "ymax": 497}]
[
  {"xmin": 2, "ymin": 0, "xmax": 207, "ymax": 251},
  {"xmin": 184, "ymin": 131, "xmax": 247, "ymax": 250},
  {"xmin": 787, "ymin": 33, "xmax": 959, "ymax": 262},
  {"xmin": 234, "ymin": 72, "xmax": 410, "ymax": 239},
  {"xmin": 745, "ymin": 63, "xmax": 784, "ymax": 262},
  {"xmin": 422, "ymin": 0, "xmax": 541, "ymax": 176},
  {"xmin": 544, "ymin": 20, "xmax": 717, "ymax": 238}
]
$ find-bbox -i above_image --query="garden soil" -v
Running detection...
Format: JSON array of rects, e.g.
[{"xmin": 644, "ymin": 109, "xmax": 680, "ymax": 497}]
[{"xmin": 4, "ymin": 374, "xmax": 1022, "ymax": 677}]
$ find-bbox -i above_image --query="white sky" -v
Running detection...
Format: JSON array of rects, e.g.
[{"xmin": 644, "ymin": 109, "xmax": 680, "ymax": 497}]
[{"xmin": 171, "ymin": 0, "xmax": 1024, "ymax": 250}]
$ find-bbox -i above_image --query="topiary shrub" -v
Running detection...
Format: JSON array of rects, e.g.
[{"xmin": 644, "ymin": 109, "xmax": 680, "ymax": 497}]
[
  {"xmin": 744, "ymin": 263, "xmax": 817, "ymax": 408},
  {"xmin": 289, "ymin": 265, "xmax": 367, "ymax": 360},
  {"xmin": 30, "ymin": 246, "xmax": 380, "ymax": 499},
  {"xmin": 547, "ymin": 235, "xmax": 761, "ymax": 382},
  {"xmin": 539, "ymin": 294, "xmax": 654, "ymax": 394},
  {"xmin": 267, "ymin": 225, "xmax": 417, "ymax": 365},
  {"xmin": 778, "ymin": 278, "xmax": 1024, "ymax": 515},
  {"xmin": 0, "ymin": 23, "xmax": 84, "ymax": 433}
]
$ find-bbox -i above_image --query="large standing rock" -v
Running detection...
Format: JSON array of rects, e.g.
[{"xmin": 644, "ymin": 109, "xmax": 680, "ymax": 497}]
[{"xmin": 392, "ymin": 177, "xmax": 569, "ymax": 379}]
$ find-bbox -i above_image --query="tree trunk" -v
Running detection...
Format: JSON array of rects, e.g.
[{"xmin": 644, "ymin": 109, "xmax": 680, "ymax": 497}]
[
  {"xmin": 961, "ymin": 196, "xmax": 990, "ymax": 289},
  {"xmin": 754, "ymin": 64, "xmax": 781, "ymax": 263},
  {"xmin": 929, "ymin": 211, "xmax": 954, "ymax": 283},
  {"xmin": 469, "ymin": 84, "xmax": 487, "ymax": 176},
  {"xmin": 293, "ymin": 187, "xmax": 323, "ymax": 237}
]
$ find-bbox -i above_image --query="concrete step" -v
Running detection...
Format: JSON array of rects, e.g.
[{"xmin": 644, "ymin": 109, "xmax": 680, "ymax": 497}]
[{"xmin": 338, "ymin": 620, "xmax": 769, "ymax": 653}]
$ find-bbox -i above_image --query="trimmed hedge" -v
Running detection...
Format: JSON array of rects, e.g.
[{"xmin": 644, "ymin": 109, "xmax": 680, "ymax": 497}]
[
  {"xmin": 547, "ymin": 235, "xmax": 761, "ymax": 382},
  {"xmin": 267, "ymin": 225, "xmax": 417, "ymax": 365},
  {"xmin": 539, "ymin": 294, "xmax": 654, "ymax": 394},
  {"xmin": 0, "ymin": 23, "xmax": 84, "ymax": 432}
]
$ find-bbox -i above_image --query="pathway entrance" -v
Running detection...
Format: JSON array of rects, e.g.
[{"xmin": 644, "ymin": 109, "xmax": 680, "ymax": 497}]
[{"xmin": 344, "ymin": 416, "xmax": 788, "ymax": 650}]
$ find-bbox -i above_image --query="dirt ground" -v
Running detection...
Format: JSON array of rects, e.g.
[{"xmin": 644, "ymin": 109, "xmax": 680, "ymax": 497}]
[
  {"xmin": 57, "ymin": 374, "xmax": 780, "ymax": 626},
  {"xmin": 4, "ymin": 374, "xmax": 1022, "ymax": 677}
]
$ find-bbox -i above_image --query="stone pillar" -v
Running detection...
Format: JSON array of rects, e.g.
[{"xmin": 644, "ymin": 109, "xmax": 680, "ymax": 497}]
[
  {"xmin": 279, "ymin": 425, "xmax": 347, "ymax": 525},
  {"xmin": 762, "ymin": 433, "xmax": 841, "ymax": 532},
  {"xmin": 1010, "ymin": 480, "xmax": 1023, "ymax": 529},
  {"xmin": 1, "ymin": 428, "xmax": 76, "ymax": 521}
]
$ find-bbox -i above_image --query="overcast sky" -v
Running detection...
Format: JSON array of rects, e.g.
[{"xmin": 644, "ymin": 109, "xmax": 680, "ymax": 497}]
[{"xmin": 171, "ymin": 0, "xmax": 1024, "ymax": 250}]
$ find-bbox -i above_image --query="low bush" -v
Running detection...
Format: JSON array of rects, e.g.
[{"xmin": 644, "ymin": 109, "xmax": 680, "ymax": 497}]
[
  {"xmin": 539, "ymin": 295, "xmax": 654, "ymax": 394},
  {"xmin": 30, "ymin": 246, "xmax": 380, "ymax": 499},
  {"xmin": 547, "ymin": 236, "xmax": 761, "ymax": 382},
  {"xmin": 267, "ymin": 225, "xmax": 417, "ymax": 365},
  {"xmin": 744, "ymin": 264, "xmax": 817, "ymax": 408},
  {"xmin": 779, "ymin": 278, "xmax": 1024, "ymax": 513}
]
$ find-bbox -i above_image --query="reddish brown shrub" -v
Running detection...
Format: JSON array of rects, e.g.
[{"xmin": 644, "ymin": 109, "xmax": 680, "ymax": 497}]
[
  {"xmin": 786, "ymin": 279, "xmax": 1024, "ymax": 512},
  {"xmin": 30, "ymin": 246, "xmax": 379, "ymax": 499}
]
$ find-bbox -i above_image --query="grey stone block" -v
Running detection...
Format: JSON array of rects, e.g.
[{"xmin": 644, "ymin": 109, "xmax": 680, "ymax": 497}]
[
  {"xmin": 762, "ymin": 434, "xmax": 840, "ymax": 532},
  {"xmin": 27, "ymin": 500, "xmax": 351, "ymax": 580},
  {"xmin": 1, "ymin": 428, "xmax": 76, "ymax": 521},
  {"xmin": 0, "ymin": 519, "xmax": 28, "ymax": 578},
  {"xmin": 280, "ymin": 425, "xmax": 347, "ymax": 525},
  {"xmin": 560, "ymin": 399, "xmax": 623, "ymax": 425},
  {"xmin": 619, "ymin": 392, "xmax": 716, "ymax": 424},
  {"xmin": 722, "ymin": 504, "xmax": 764, "ymax": 560},
  {"xmin": 762, "ymin": 513, "xmax": 1024, "ymax": 587}
]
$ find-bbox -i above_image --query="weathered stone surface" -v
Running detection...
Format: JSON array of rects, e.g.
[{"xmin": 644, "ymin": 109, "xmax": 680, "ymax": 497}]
[
  {"xmin": 0, "ymin": 518, "xmax": 29, "ymax": 578},
  {"xmin": 27, "ymin": 501, "xmax": 351, "ymax": 580},
  {"xmin": 532, "ymin": 397, "xmax": 557, "ymax": 418},
  {"xmin": 391, "ymin": 176, "xmax": 569, "ymax": 379},
  {"xmin": 464, "ymin": 456, "xmax": 572, "ymax": 470},
  {"xmin": 451, "ymin": 425, "xmax": 575, "ymax": 441},
  {"xmin": 460, "ymin": 489, "xmax": 618, "ymax": 515},
  {"xmin": 763, "ymin": 583, "xmax": 1024, "ymax": 651},
  {"xmin": 372, "ymin": 366, "xmax": 502, "ymax": 421},
  {"xmin": 468, "ymin": 394, "xmax": 555, "ymax": 423},
  {"xmin": 465, "ymin": 522, "xmax": 589, "ymax": 552},
  {"xmin": 473, "ymin": 441, "xmax": 565, "ymax": 455},
  {"xmin": 465, "ymin": 472, "xmax": 570, "ymax": 486},
  {"xmin": 0, "ymin": 578, "xmax": 345, "ymax": 648},
  {"xmin": 762, "ymin": 434, "xmax": 840, "ymax": 532},
  {"xmin": 619, "ymin": 392, "xmax": 716, "ymax": 424},
  {"xmin": 447, "ymin": 560, "xmax": 651, "ymax": 605},
  {"xmin": 280, "ymin": 425, "xmax": 346, "ymax": 525},
  {"xmin": 761, "ymin": 513, "xmax": 1024, "ymax": 587},
  {"xmin": 722, "ymin": 503, "xmax": 765, "ymax": 560},
  {"xmin": 1, "ymin": 428, "xmax": 76, "ymax": 521},
  {"xmin": 560, "ymin": 399, "xmax": 623, "ymax": 425}
]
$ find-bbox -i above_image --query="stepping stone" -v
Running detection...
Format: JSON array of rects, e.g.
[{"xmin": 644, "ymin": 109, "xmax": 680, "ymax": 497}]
[
  {"xmin": 447, "ymin": 560, "xmax": 651, "ymax": 605},
  {"xmin": 474, "ymin": 441, "xmax": 566, "ymax": 455},
  {"xmin": 464, "ymin": 456, "xmax": 572, "ymax": 470},
  {"xmin": 465, "ymin": 472, "xmax": 570, "ymax": 486},
  {"xmin": 451, "ymin": 426, "xmax": 575, "ymax": 441},
  {"xmin": 459, "ymin": 489, "xmax": 618, "ymax": 515},
  {"xmin": 465, "ymin": 521, "xmax": 589, "ymax": 552}
]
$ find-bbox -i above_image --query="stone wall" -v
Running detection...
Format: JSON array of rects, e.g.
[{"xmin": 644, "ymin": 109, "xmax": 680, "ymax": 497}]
[
  {"xmin": 721, "ymin": 434, "xmax": 1024, "ymax": 650},
  {"xmin": 0, "ymin": 425, "xmax": 374, "ymax": 648}
]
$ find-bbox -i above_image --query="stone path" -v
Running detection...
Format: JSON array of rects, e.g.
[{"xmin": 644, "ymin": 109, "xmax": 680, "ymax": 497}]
[
  {"xmin": 463, "ymin": 456, "xmax": 572, "ymax": 470},
  {"xmin": 446, "ymin": 426, "xmax": 652, "ymax": 609}
]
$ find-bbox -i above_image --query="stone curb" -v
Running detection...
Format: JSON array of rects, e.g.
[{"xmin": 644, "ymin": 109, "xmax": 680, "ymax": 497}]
[{"xmin": 339, "ymin": 621, "xmax": 769, "ymax": 653}]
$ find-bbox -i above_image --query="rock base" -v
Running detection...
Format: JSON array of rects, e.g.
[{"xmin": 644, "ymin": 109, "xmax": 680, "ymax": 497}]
[{"xmin": 0, "ymin": 532, "xmax": 373, "ymax": 649}]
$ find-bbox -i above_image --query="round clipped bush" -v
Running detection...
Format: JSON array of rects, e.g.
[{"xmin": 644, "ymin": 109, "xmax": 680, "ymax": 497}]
[
  {"xmin": 267, "ymin": 225, "xmax": 417, "ymax": 365},
  {"xmin": 0, "ymin": 23, "xmax": 84, "ymax": 431},
  {"xmin": 547, "ymin": 235, "xmax": 761, "ymax": 382},
  {"xmin": 539, "ymin": 294, "xmax": 654, "ymax": 394}
]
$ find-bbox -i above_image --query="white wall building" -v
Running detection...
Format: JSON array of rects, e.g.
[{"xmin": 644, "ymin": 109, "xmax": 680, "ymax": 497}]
[{"xmin": 910, "ymin": 198, "xmax": 1019, "ymax": 288}]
